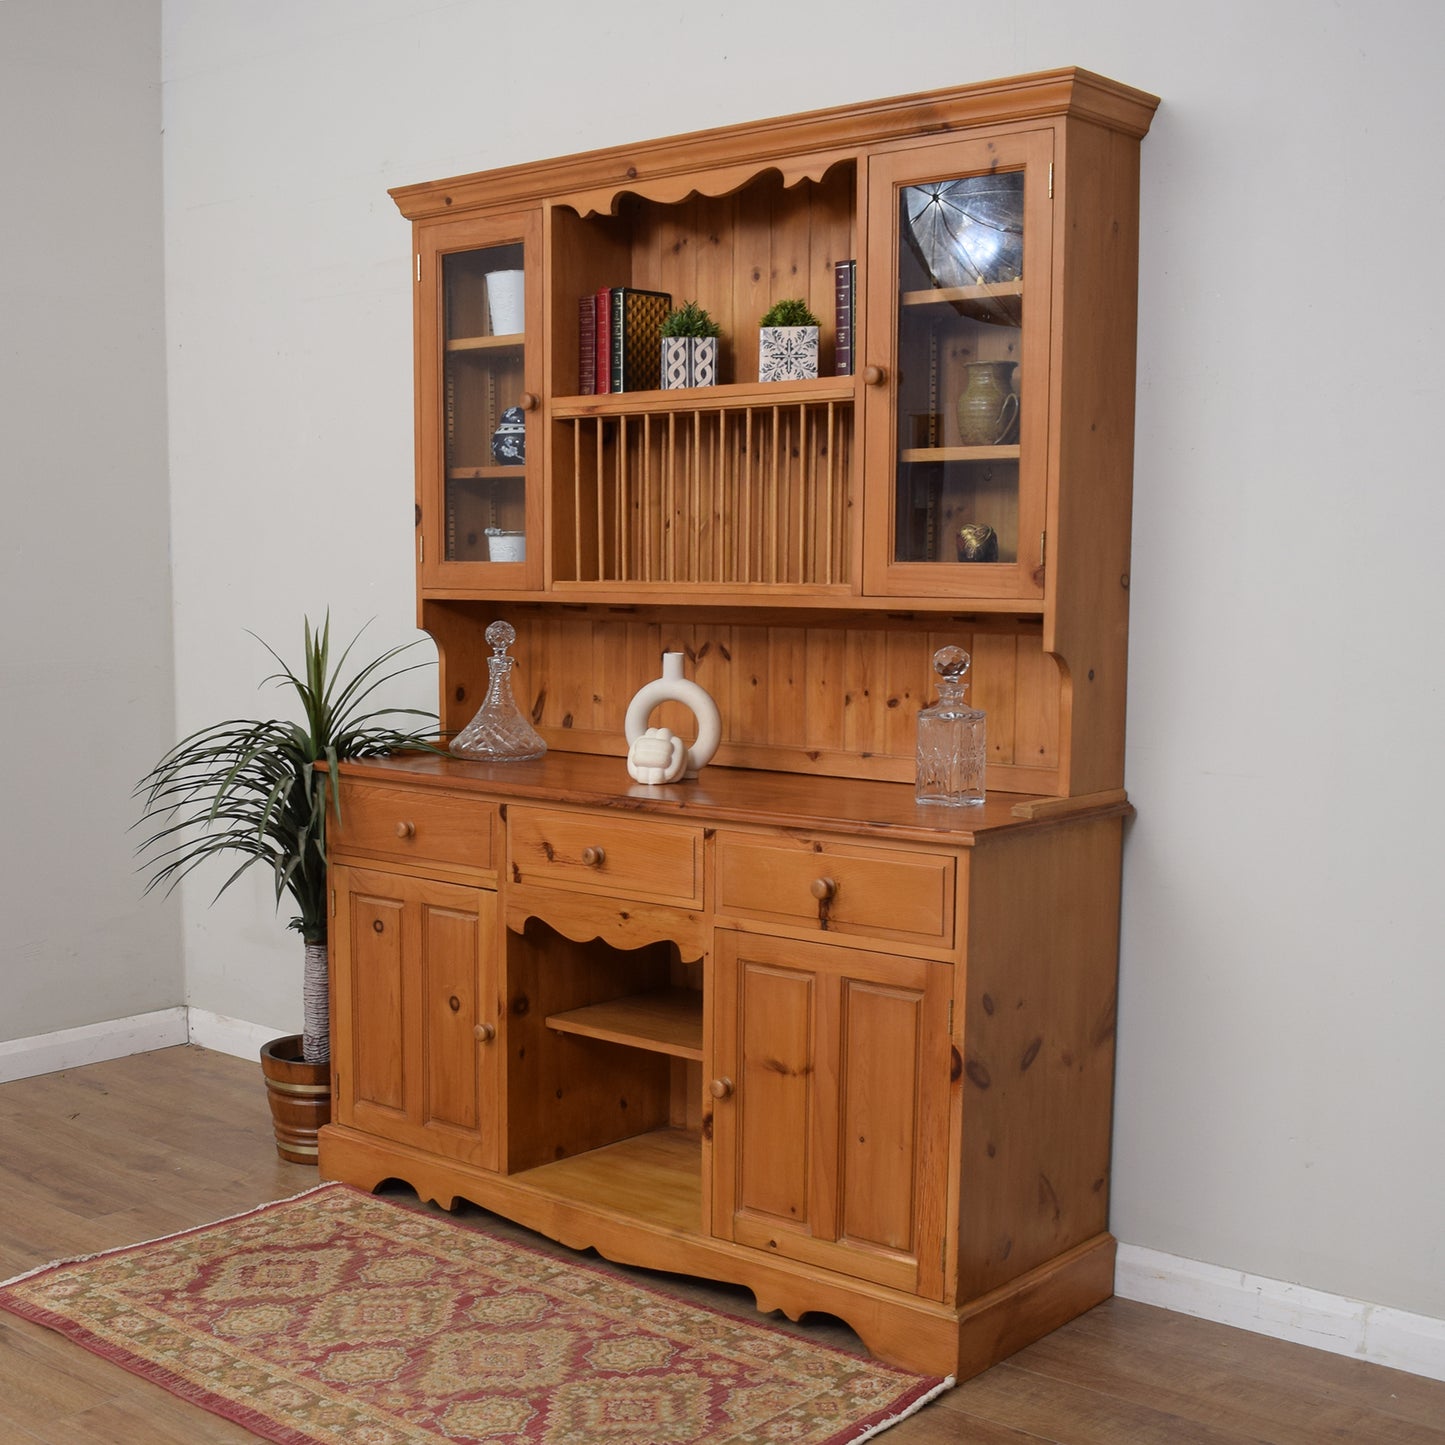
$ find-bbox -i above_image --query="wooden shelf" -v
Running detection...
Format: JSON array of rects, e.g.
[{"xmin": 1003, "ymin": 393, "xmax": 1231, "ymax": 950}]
[
  {"xmin": 446, "ymin": 333, "xmax": 523, "ymax": 352},
  {"xmin": 901, "ymin": 281, "xmax": 1024, "ymax": 307},
  {"xmin": 517, "ymin": 1127, "xmax": 701, "ymax": 1234},
  {"xmin": 901, "ymin": 445, "xmax": 1019, "ymax": 463},
  {"xmin": 551, "ymin": 374, "xmax": 855, "ymax": 419},
  {"xmin": 545, "ymin": 987, "xmax": 702, "ymax": 1061},
  {"xmin": 447, "ymin": 466, "xmax": 526, "ymax": 482}
]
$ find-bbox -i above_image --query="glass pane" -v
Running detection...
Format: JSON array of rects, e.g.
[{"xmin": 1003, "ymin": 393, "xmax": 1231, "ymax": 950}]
[
  {"xmin": 442, "ymin": 242, "xmax": 527, "ymax": 564},
  {"xmin": 893, "ymin": 170, "xmax": 1024, "ymax": 566}
]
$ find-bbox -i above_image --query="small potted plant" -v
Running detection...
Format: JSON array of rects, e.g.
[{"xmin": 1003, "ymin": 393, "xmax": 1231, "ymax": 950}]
[
  {"xmin": 759, "ymin": 297, "xmax": 820, "ymax": 382},
  {"xmin": 134, "ymin": 615, "xmax": 439, "ymax": 1162},
  {"xmin": 660, "ymin": 300, "xmax": 722, "ymax": 389}
]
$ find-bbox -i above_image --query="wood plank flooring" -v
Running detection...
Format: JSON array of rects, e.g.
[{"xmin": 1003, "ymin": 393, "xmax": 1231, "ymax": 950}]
[{"xmin": 1, "ymin": 1046, "xmax": 1441, "ymax": 1443}]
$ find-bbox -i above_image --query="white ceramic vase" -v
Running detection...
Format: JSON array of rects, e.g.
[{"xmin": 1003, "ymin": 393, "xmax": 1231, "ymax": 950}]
[{"xmin": 623, "ymin": 652, "xmax": 721, "ymax": 779}]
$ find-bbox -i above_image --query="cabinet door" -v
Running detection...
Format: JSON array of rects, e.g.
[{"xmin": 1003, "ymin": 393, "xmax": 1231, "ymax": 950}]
[
  {"xmin": 711, "ymin": 932, "xmax": 953, "ymax": 1298},
  {"xmin": 862, "ymin": 130, "xmax": 1053, "ymax": 601},
  {"xmin": 416, "ymin": 209, "xmax": 543, "ymax": 590},
  {"xmin": 330, "ymin": 864, "xmax": 501, "ymax": 1169}
]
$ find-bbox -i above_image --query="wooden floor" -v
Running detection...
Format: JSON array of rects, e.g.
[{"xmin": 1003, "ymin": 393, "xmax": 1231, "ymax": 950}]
[{"xmin": 1, "ymin": 1047, "xmax": 1441, "ymax": 1443}]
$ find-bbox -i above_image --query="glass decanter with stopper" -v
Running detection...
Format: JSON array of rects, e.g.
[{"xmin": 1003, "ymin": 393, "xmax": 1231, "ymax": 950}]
[
  {"xmin": 915, "ymin": 644, "xmax": 985, "ymax": 805},
  {"xmin": 449, "ymin": 620, "xmax": 547, "ymax": 761}
]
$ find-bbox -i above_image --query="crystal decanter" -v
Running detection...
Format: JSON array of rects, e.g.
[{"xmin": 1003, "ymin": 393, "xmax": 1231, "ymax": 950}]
[
  {"xmin": 449, "ymin": 620, "xmax": 547, "ymax": 761},
  {"xmin": 915, "ymin": 644, "xmax": 986, "ymax": 806}
]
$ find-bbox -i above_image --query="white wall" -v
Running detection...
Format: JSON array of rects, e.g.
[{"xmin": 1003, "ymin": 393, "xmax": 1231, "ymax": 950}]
[
  {"xmin": 5, "ymin": 0, "xmax": 1431, "ymax": 1337},
  {"xmin": 0, "ymin": 0, "xmax": 180, "ymax": 1040}
]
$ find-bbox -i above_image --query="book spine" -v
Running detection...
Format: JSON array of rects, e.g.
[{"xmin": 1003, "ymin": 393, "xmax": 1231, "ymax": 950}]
[
  {"xmin": 595, "ymin": 288, "xmax": 611, "ymax": 395},
  {"xmin": 834, "ymin": 259, "xmax": 855, "ymax": 376},
  {"xmin": 610, "ymin": 287, "xmax": 624, "ymax": 393},
  {"xmin": 578, "ymin": 295, "xmax": 596, "ymax": 394}
]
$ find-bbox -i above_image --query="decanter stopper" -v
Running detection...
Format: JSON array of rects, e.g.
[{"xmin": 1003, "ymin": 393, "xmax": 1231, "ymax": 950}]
[
  {"xmin": 915, "ymin": 645, "xmax": 985, "ymax": 806},
  {"xmin": 449, "ymin": 620, "xmax": 547, "ymax": 762}
]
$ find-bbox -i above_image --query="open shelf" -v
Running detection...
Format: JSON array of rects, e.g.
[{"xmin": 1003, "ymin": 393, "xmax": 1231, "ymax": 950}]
[
  {"xmin": 545, "ymin": 987, "xmax": 702, "ymax": 1061},
  {"xmin": 551, "ymin": 374, "xmax": 855, "ymax": 419},
  {"xmin": 516, "ymin": 1127, "xmax": 702, "ymax": 1233}
]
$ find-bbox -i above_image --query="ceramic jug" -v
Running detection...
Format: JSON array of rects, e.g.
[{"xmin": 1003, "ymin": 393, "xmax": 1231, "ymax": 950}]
[{"xmin": 956, "ymin": 360, "xmax": 1020, "ymax": 446}]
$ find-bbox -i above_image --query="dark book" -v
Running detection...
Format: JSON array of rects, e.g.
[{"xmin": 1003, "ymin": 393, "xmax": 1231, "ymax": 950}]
[
  {"xmin": 594, "ymin": 287, "xmax": 612, "ymax": 395},
  {"xmin": 610, "ymin": 287, "xmax": 672, "ymax": 392},
  {"xmin": 578, "ymin": 295, "xmax": 596, "ymax": 394},
  {"xmin": 834, "ymin": 259, "xmax": 855, "ymax": 376}
]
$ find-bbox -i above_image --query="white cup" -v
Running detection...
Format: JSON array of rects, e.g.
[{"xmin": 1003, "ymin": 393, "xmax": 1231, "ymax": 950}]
[{"xmin": 485, "ymin": 270, "xmax": 525, "ymax": 335}]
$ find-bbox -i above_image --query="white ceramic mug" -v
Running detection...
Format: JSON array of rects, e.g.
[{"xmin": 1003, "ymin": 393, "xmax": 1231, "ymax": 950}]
[{"xmin": 485, "ymin": 270, "xmax": 525, "ymax": 335}]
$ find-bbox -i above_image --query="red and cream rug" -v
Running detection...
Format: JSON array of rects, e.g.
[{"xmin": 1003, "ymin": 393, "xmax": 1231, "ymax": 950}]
[{"xmin": 0, "ymin": 1183, "xmax": 951, "ymax": 1443}]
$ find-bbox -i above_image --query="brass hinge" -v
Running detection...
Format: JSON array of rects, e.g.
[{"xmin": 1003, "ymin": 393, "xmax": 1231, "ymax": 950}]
[
  {"xmin": 1040, "ymin": 530, "xmax": 1047, "ymax": 567},
  {"xmin": 330, "ymin": 886, "xmax": 336, "ymax": 918},
  {"xmin": 948, "ymin": 998, "xmax": 954, "ymax": 1034},
  {"xmin": 1048, "ymin": 162, "xmax": 1054, "ymax": 200},
  {"xmin": 418, "ymin": 533, "xmax": 424, "ymax": 564},
  {"xmin": 416, "ymin": 253, "xmax": 421, "ymax": 283}
]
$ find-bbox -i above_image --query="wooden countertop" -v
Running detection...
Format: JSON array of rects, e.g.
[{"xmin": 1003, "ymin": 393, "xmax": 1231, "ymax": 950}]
[{"xmin": 335, "ymin": 750, "xmax": 1129, "ymax": 847}]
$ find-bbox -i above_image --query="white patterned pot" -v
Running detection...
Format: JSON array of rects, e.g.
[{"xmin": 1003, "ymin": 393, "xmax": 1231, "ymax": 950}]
[
  {"xmin": 759, "ymin": 325, "xmax": 818, "ymax": 382},
  {"xmin": 661, "ymin": 336, "xmax": 718, "ymax": 389}
]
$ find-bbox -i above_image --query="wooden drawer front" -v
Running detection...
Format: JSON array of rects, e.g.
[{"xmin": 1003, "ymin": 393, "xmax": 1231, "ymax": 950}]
[
  {"xmin": 716, "ymin": 835, "xmax": 954, "ymax": 946},
  {"xmin": 331, "ymin": 781, "xmax": 494, "ymax": 873},
  {"xmin": 508, "ymin": 807, "xmax": 702, "ymax": 906}
]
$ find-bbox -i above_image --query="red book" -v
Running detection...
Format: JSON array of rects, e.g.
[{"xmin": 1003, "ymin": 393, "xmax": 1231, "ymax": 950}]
[{"xmin": 594, "ymin": 288, "xmax": 612, "ymax": 395}]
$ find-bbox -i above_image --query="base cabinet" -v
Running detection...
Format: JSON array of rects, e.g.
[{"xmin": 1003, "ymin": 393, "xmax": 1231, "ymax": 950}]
[
  {"xmin": 330, "ymin": 864, "xmax": 500, "ymax": 1171},
  {"xmin": 712, "ymin": 931, "xmax": 953, "ymax": 1299},
  {"xmin": 320, "ymin": 757, "xmax": 1127, "ymax": 1380}
]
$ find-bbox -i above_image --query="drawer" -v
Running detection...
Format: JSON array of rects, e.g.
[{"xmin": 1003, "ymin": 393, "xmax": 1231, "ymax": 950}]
[
  {"xmin": 508, "ymin": 807, "xmax": 702, "ymax": 906},
  {"xmin": 716, "ymin": 834, "xmax": 955, "ymax": 946},
  {"xmin": 330, "ymin": 779, "xmax": 494, "ymax": 873}
]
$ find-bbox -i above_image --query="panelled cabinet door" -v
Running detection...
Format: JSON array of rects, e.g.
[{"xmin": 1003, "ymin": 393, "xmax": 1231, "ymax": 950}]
[
  {"xmin": 330, "ymin": 864, "xmax": 501, "ymax": 1169},
  {"xmin": 416, "ymin": 209, "xmax": 544, "ymax": 591},
  {"xmin": 862, "ymin": 130, "xmax": 1054, "ymax": 601},
  {"xmin": 711, "ymin": 931, "xmax": 953, "ymax": 1298}
]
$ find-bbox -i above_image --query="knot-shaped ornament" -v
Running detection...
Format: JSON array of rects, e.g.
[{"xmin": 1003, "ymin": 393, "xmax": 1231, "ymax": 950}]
[{"xmin": 626, "ymin": 727, "xmax": 688, "ymax": 785}]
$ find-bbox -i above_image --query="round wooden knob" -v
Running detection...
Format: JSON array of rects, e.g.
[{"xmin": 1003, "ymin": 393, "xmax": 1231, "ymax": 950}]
[
  {"xmin": 709, "ymin": 1077, "xmax": 734, "ymax": 1100},
  {"xmin": 395, "ymin": 820, "xmax": 416, "ymax": 839},
  {"xmin": 810, "ymin": 877, "xmax": 837, "ymax": 902},
  {"xmin": 581, "ymin": 846, "xmax": 606, "ymax": 867},
  {"xmin": 474, "ymin": 1022, "xmax": 496, "ymax": 1043},
  {"xmin": 862, "ymin": 364, "xmax": 885, "ymax": 386},
  {"xmin": 518, "ymin": 391, "xmax": 540, "ymax": 411}
]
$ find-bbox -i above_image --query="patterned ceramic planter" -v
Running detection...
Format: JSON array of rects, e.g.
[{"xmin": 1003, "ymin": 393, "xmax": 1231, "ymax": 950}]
[
  {"xmin": 759, "ymin": 325, "xmax": 818, "ymax": 382},
  {"xmin": 661, "ymin": 336, "xmax": 718, "ymax": 389}
]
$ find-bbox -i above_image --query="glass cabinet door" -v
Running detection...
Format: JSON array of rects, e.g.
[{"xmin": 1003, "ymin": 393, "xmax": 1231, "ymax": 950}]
[
  {"xmin": 418, "ymin": 211, "xmax": 542, "ymax": 589},
  {"xmin": 862, "ymin": 133, "xmax": 1052, "ymax": 601}
]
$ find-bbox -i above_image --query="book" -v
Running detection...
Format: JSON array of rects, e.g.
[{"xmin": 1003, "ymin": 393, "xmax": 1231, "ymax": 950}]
[
  {"xmin": 594, "ymin": 287, "xmax": 612, "ymax": 395},
  {"xmin": 834, "ymin": 259, "xmax": 855, "ymax": 376},
  {"xmin": 609, "ymin": 287, "xmax": 672, "ymax": 392},
  {"xmin": 578, "ymin": 295, "xmax": 596, "ymax": 394}
]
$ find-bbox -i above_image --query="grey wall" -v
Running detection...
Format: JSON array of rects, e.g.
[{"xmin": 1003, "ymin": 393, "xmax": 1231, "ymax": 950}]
[{"xmin": 0, "ymin": 0, "xmax": 180, "ymax": 1039}]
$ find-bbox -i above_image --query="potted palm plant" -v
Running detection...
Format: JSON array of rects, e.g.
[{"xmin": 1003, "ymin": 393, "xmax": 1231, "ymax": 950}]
[{"xmin": 135, "ymin": 615, "xmax": 438, "ymax": 1162}]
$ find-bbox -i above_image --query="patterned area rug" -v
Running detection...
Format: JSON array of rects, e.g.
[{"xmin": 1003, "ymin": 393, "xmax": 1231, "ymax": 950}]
[{"xmin": 0, "ymin": 1183, "xmax": 951, "ymax": 1443}]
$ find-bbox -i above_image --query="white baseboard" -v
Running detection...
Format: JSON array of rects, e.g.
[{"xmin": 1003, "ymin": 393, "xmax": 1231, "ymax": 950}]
[
  {"xmin": 185, "ymin": 1008, "xmax": 290, "ymax": 1062},
  {"xmin": 1116, "ymin": 1243, "xmax": 1445, "ymax": 1382},
  {"xmin": 0, "ymin": 1008, "xmax": 189, "ymax": 1083}
]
